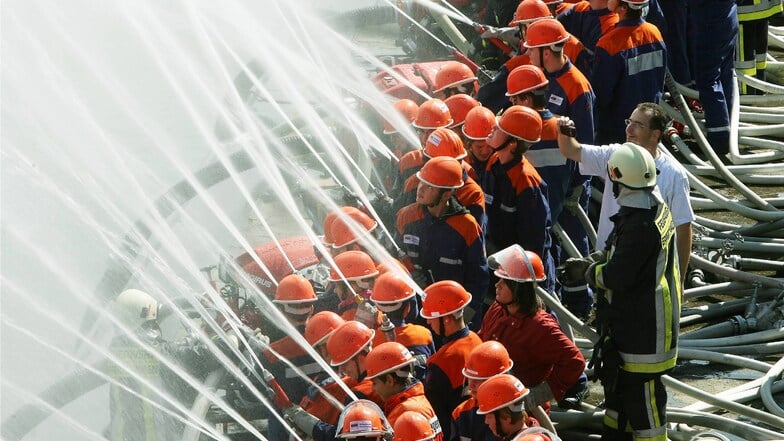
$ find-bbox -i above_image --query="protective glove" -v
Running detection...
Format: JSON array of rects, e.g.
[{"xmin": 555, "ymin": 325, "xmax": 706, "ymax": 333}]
[
  {"xmin": 584, "ymin": 261, "xmax": 599, "ymax": 288},
  {"xmin": 523, "ymin": 382, "xmax": 553, "ymax": 412},
  {"xmin": 410, "ymin": 270, "xmax": 429, "ymax": 288},
  {"xmin": 480, "ymin": 26, "xmax": 520, "ymax": 46},
  {"xmin": 558, "ymin": 257, "xmax": 593, "ymax": 285},
  {"xmin": 237, "ymin": 326, "xmax": 270, "ymax": 354},
  {"xmin": 563, "ymin": 184, "xmax": 584, "ymax": 215},
  {"xmin": 283, "ymin": 405, "xmax": 319, "ymax": 436},
  {"xmin": 413, "ymin": 354, "xmax": 429, "ymax": 368}
]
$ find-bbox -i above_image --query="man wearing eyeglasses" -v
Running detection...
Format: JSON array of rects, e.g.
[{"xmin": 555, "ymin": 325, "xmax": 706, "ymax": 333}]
[{"xmin": 556, "ymin": 102, "xmax": 694, "ymax": 285}]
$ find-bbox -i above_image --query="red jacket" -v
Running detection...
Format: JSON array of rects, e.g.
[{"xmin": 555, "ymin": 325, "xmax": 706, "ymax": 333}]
[{"xmin": 478, "ymin": 304, "xmax": 585, "ymax": 403}]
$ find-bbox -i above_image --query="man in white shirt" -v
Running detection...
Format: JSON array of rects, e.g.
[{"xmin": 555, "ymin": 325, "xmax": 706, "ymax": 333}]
[{"xmin": 556, "ymin": 102, "xmax": 694, "ymax": 282}]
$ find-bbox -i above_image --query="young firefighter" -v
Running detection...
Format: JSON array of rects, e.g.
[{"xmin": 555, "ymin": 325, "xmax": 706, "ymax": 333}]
[
  {"xmin": 284, "ymin": 321, "xmax": 385, "ymax": 440},
  {"xmin": 482, "ymin": 105, "xmax": 556, "ymax": 295},
  {"xmin": 451, "ymin": 340, "xmax": 516, "ymax": 441},
  {"xmin": 396, "ymin": 156, "xmax": 489, "ymax": 326},
  {"xmin": 366, "ymin": 341, "xmax": 443, "ymax": 439},
  {"xmin": 421, "ymin": 280, "xmax": 483, "ymax": 440},
  {"xmin": 475, "ymin": 374, "xmax": 532, "ymax": 440}
]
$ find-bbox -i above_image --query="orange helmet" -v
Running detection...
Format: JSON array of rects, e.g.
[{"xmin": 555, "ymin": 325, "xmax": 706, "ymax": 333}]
[
  {"xmin": 366, "ymin": 341, "xmax": 416, "ymax": 379},
  {"xmin": 321, "ymin": 210, "xmax": 340, "ymax": 246},
  {"xmin": 336, "ymin": 400, "xmax": 392, "ymax": 439},
  {"xmin": 273, "ymin": 274, "xmax": 317, "ymax": 314},
  {"xmin": 424, "ymin": 127, "xmax": 467, "ymax": 160},
  {"xmin": 462, "ymin": 341, "xmax": 514, "ymax": 380},
  {"xmin": 421, "ymin": 280, "xmax": 472, "ymax": 319},
  {"xmin": 413, "ymin": 99, "xmax": 453, "ymax": 130},
  {"xmin": 511, "ymin": 0, "xmax": 552, "ymax": 25},
  {"xmin": 511, "ymin": 428, "xmax": 559, "ymax": 441},
  {"xmin": 524, "ymin": 18, "xmax": 570, "ymax": 49},
  {"xmin": 506, "ymin": 65, "xmax": 549, "ymax": 97},
  {"xmin": 384, "ymin": 99, "xmax": 420, "ymax": 135},
  {"xmin": 489, "ymin": 244, "xmax": 546, "ymax": 283},
  {"xmin": 305, "ymin": 311, "xmax": 346, "ymax": 347},
  {"xmin": 330, "ymin": 207, "xmax": 378, "ymax": 249},
  {"xmin": 376, "ymin": 259, "xmax": 410, "ymax": 277},
  {"xmin": 498, "ymin": 105, "xmax": 542, "ymax": 143},
  {"xmin": 476, "ymin": 374, "xmax": 530, "ymax": 415},
  {"xmin": 370, "ymin": 271, "xmax": 416, "ymax": 310},
  {"xmin": 462, "ymin": 106, "xmax": 497, "ymax": 140},
  {"xmin": 393, "ymin": 411, "xmax": 436, "ymax": 441},
  {"xmin": 444, "ymin": 94, "xmax": 480, "ymax": 128},
  {"xmin": 327, "ymin": 321, "xmax": 375, "ymax": 366},
  {"xmin": 328, "ymin": 250, "xmax": 379, "ymax": 283},
  {"xmin": 433, "ymin": 61, "xmax": 477, "ymax": 93},
  {"xmin": 416, "ymin": 156, "xmax": 464, "ymax": 189}
]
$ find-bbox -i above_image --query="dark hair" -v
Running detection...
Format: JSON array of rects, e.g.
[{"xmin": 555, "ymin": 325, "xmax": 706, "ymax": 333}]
[
  {"xmin": 508, "ymin": 280, "xmax": 543, "ymax": 316},
  {"xmin": 635, "ymin": 102, "xmax": 671, "ymax": 140}
]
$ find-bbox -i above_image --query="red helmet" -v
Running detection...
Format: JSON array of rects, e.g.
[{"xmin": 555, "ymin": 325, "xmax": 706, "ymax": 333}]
[
  {"xmin": 421, "ymin": 280, "xmax": 472, "ymax": 319},
  {"xmin": 506, "ymin": 65, "xmax": 549, "ymax": 97},
  {"xmin": 524, "ymin": 18, "xmax": 570, "ymax": 49},
  {"xmin": 321, "ymin": 210, "xmax": 340, "ymax": 246},
  {"xmin": 489, "ymin": 244, "xmax": 546, "ymax": 282},
  {"xmin": 273, "ymin": 274, "xmax": 317, "ymax": 314},
  {"xmin": 433, "ymin": 61, "xmax": 477, "ymax": 93},
  {"xmin": 393, "ymin": 411, "xmax": 436, "ymax": 441},
  {"xmin": 376, "ymin": 259, "xmax": 410, "ymax": 276},
  {"xmin": 510, "ymin": 0, "xmax": 552, "ymax": 25},
  {"xmin": 424, "ymin": 127, "xmax": 467, "ymax": 160},
  {"xmin": 328, "ymin": 250, "xmax": 379, "ymax": 283},
  {"xmin": 330, "ymin": 206, "xmax": 378, "ymax": 249},
  {"xmin": 462, "ymin": 341, "xmax": 514, "ymax": 379},
  {"xmin": 370, "ymin": 271, "xmax": 416, "ymax": 310},
  {"xmin": 384, "ymin": 99, "xmax": 420, "ymax": 135},
  {"xmin": 327, "ymin": 321, "xmax": 375, "ymax": 366},
  {"xmin": 498, "ymin": 105, "xmax": 542, "ymax": 143},
  {"xmin": 336, "ymin": 400, "xmax": 392, "ymax": 439},
  {"xmin": 462, "ymin": 106, "xmax": 497, "ymax": 140},
  {"xmin": 366, "ymin": 341, "xmax": 416, "ymax": 379},
  {"xmin": 416, "ymin": 156, "xmax": 464, "ymax": 189},
  {"xmin": 413, "ymin": 99, "xmax": 453, "ymax": 130},
  {"xmin": 444, "ymin": 94, "xmax": 480, "ymax": 128},
  {"xmin": 476, "ymin": 374, "xmax": 530, "ymax": 415},
  {"xmin": 305, "ymin": 311, "xmax": 345, "ymax": 347}
]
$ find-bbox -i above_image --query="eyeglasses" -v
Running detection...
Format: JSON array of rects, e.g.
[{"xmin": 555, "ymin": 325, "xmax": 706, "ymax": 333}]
[{"xmin": 624, "ymin": 118, "xmax": 648, "ymax": 129}]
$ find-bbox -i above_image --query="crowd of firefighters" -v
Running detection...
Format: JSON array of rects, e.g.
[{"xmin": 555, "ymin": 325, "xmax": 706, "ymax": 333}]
[{"xmin": 108, "ymin": 0, "xmax": 782, "ymax": 440}]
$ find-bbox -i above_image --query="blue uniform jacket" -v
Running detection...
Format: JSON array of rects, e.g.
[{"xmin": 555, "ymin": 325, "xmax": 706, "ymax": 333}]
[
  {"xmin": 592, "ymin": 18, "xmax": 667, "ymax": 143},
  {"xmin": 544, "ymin": 60, "xmax": 595, "ymax": 145},
  {"xmin": 396, "ymin": 200, "xmax": 490, "ymax": 315},
  {"xmin": 482, "ymin": 155, "xmax": 557, "ymax": 293}
]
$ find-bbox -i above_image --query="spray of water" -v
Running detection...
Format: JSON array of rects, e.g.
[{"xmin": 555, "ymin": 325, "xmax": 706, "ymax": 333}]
[{"xmin": 2, "ymin": 0, "xmax": 417, "ymax": 439}]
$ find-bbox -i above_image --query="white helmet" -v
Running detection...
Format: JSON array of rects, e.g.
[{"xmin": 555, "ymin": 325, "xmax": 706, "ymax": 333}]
[
  {"xmin": 115, "ymin": 289, "xmax": 159, "ymax": 328},
  {"xmin": 607, "ymin": 142, "xmax": 657, "ymax": 189}
]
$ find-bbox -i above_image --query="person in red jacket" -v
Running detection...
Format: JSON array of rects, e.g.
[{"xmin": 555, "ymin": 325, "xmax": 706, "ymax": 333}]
[
  {"xmin": 421, "ymin": 280, "xmax": 483, "ymax": 440},
  {"xmin": 366, "ymin": 341, "xmax": 444, "ymax": 439},
  {"xmin": 478, "ymin": 245, "xmax": 586, "ymax": 413}
]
